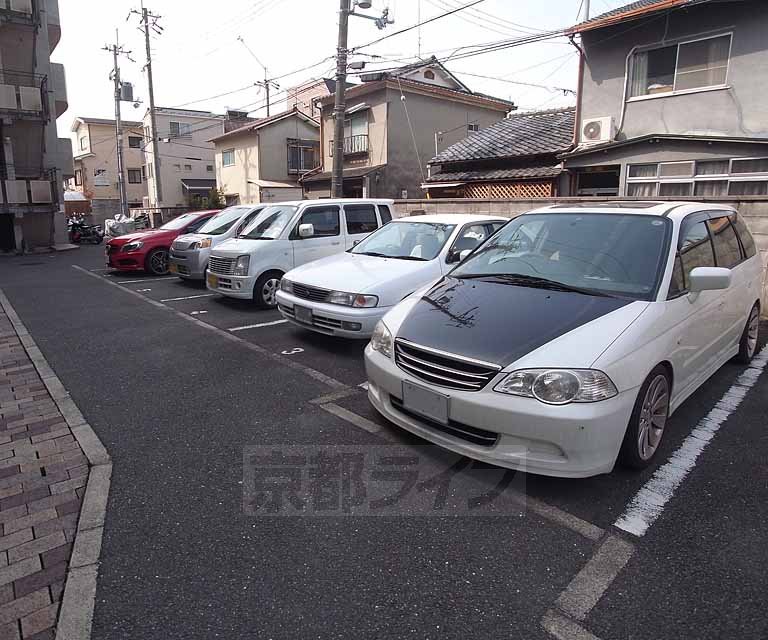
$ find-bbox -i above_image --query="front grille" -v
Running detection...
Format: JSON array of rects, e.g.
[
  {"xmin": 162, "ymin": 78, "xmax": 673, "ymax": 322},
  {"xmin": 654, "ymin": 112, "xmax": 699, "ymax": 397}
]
[
  {"xmin": 208, "ymin": 256, "xmax": 236, "ymax": 275},
  {"xmin": 390, "ymin": 395, "xmax": 499, "ymax": 447},
  {"xmin": 394, "ymin": 339, "xmax": 501, "ymax": 392},
  {"xmin": 292, "ymin": 282, "xmax": 330, "ymax": 303}
]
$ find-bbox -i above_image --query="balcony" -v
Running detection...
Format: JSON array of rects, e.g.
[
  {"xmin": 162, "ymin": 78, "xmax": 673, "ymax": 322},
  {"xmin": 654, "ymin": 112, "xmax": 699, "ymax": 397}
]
[
  {"xmin": 1, "ymin": 170, "xmax": 59, "ymax": 207},
  {"xmin": 47, "ymin": 0, "xmax": 61, "ymax": 52},
  {"xmin": 0, "ymin": 0, "xmax": 36, "ymax": 24},
  {"xmin": 329, "ymin": 134, "xmax": 369, "ymax": 157},
  {"xmin": 0, "ymin": 70, "xmax": 47, "ymax": 118},
  {"xmin": 51, "ymin": 62, "xmax": 67, "ymax": 117}
]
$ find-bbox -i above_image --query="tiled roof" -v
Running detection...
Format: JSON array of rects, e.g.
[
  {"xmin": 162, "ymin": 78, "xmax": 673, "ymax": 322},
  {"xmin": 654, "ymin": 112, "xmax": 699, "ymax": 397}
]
[
  {"xmin": 208, "ymin": 108, "xmax": 318, "ymax": 143},
  {"xmin": 430, "ymin": 107, "xmax": 575, "ymax": 165},
  {"xmin": 427, "ymin": 163, "xmax": 564, "ymax": 183},
  {"xmin": 569, "ymin": 0, "xmax": 711, "ymax": 33}
]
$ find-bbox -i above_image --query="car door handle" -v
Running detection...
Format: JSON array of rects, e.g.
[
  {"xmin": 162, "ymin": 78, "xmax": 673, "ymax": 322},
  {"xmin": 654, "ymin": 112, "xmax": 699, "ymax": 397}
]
[{"xmin": 331, "ymin": 241, "xmax": 341, "ymax": 246}]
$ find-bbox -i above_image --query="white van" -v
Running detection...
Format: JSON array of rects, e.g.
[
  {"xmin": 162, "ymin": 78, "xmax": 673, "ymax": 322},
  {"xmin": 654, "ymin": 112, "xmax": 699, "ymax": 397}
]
[{"xmin": 206, "ymin": 199, "xmax": 395, "ymax": 307}]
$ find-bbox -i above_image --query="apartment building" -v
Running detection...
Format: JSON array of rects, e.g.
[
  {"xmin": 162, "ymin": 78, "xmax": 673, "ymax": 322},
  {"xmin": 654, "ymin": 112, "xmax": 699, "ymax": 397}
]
[
  {"xmin": 0, "ymin": 0, "xmax": 73, "ymax": 252},
  {"xmin": 69, "ymin": 117, "xmax": 147, "ymax": 220},
  {"xmin": 142, "ymin": 107, "xmax": 253, "ymax": 208}
]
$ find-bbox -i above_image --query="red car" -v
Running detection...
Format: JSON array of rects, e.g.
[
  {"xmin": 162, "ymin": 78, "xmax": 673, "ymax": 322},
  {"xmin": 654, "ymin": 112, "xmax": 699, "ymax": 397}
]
[{"xmin": 106, "ymin": 210, "xmax": 219, "ymax": 275}]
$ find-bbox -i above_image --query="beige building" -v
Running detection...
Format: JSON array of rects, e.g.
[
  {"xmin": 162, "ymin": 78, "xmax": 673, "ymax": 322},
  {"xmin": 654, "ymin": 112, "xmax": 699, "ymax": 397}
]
[
  {"xmin": 0, "ymin": 0, "xmax": 73, "ymax": 252},
  {"xmin": 209, "ymin": 108, "xmax": 319, "ymax": 205},
  {"xmin": 142, "ymin": 107, "xmax": 254, "ymax": 208},
  {"xmin": 69, "ymin": 117, "xmax": 147, "ymax": 216},
  {"xmin": 302, "ymin": 57, "xmax": 512, "ymax": 200},
  {"xmin": 283, "ymin": 78, "xmax": 339, "ymax": 120}
]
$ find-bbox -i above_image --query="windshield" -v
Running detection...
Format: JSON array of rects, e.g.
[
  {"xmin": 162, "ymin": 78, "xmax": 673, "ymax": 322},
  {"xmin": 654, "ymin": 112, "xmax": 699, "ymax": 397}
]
[
  {"xmin": 197, "ymin": 206, "xmax": 252, "ymax": 236},
  {"xmin": 160, "ymin": 213, "xmax": 199, "ymax": 231},
  {"xmin": 451, "ymin": 213, "xmax": 671, "ymax": 300},
  {"xmin": 351, "ymin": 221, "xmax": 456, "ymax": 260},
  {"xmin": 239, "ymin": 205, "xmax": 298, "ymax": 240}
]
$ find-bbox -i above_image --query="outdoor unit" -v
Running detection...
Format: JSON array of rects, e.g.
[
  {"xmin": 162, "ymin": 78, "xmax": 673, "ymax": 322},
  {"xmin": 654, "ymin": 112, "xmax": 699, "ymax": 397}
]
[{"xmin": 581, "ymin": 116, "xmax": 614, "ymax": 145}]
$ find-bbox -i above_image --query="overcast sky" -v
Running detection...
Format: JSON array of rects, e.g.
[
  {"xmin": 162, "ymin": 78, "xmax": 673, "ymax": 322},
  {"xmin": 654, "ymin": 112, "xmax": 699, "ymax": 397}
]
[{"xmin": 54, "ymin": 0, "xmax": 631, "ymax": 138}]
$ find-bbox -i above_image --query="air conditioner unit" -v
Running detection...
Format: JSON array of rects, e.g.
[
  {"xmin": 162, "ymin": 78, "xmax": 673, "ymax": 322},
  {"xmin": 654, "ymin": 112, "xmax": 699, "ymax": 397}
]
[{"xmin": 581, "ymin": 116, "xmax": 614, "ymax": 145}]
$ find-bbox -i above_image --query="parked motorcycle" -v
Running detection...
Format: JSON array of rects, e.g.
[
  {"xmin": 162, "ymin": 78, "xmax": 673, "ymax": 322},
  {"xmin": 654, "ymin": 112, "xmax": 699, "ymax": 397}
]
[{"xmin": 68, "ymin": 215, "xmax": 104, "ymax": 245}]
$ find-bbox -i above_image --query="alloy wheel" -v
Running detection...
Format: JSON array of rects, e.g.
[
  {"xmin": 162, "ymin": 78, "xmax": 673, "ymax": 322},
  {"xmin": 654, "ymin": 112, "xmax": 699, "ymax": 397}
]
[
  {"xmin": 262, "ymin": 278, "xmax": 280, "ymax": 306},
  {"xmin": 747, "ymin": 307, "xmax": 759, "ymax": 357},
  {"xmin": 637, "ymin": 374, "xmax": 669, "ymax": 461},
  {"xmin": 150, "ymin": 250, "xmax": 169, "ymax": 275}
]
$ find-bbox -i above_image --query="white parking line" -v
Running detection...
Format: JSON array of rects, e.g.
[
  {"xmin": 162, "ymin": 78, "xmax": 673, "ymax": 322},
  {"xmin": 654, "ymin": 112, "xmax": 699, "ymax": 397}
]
[
  {"xmin": 116, "ymin": 277, "xmax": 177, "ymax": 284},
  {"xmin": 615, "ymin": 344, "xmax": 768, "ymax": 537},
  {"xmin": 160, "ymin": 293, "xmax": 216, "ymax": 302},
  {"xmin": 228, "ymin": 319, "xmax": 288, "ymax": 332}
]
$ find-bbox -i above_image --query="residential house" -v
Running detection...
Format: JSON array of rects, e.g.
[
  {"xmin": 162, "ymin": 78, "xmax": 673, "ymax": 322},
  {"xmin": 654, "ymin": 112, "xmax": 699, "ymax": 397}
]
[
  {"xmin": 301, "ymin": 57, "xmax": 513, "ymax": 200},
  {"xmin": 142, "ymin": 107, "xmax": 253, "ymax": 208},
  {"xmin": 425, "ymin": 107, "xmax": 576, "ymax": 198},
  {"xmin": 69, "ymin": 117, "xmax": 147, "ymax": 219},
  {"xmin": 209, "ymin": 108, "xmax": 319, "ymax": 205},
  {"xmin": 284, "ymin": 78, "xmax": 340, "ymax": 120},
  {"xmin": 0, "ymin": 0, "xmax": 73, "ymax": 252},
  {"xmin": 562, "ymin": 0, "xmax": 768, "ymax": 198}
]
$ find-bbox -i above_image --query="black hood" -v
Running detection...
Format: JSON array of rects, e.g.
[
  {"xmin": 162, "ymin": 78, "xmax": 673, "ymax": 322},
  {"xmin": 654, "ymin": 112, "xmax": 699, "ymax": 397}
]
[{"xmin": 397, "ymin": 277, "xmax": 630, "ymax": 367}]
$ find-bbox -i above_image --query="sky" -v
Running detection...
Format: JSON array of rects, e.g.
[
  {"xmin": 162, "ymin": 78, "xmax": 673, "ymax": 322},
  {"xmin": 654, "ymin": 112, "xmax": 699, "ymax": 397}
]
[{"xmin": 53, "ymin": 0, "xmax": 632, "ymax": 139}]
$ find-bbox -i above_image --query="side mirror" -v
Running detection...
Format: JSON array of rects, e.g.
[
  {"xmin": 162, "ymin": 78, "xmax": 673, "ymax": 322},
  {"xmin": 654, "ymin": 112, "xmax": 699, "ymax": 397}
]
[
  {"xmin": 352, "ymin": 240, "xmax": 362, "ymax": 246},
  {"xmin": 688, "ymin": 266, "xmax": 731, "ymax": 293},
  {"xmin": 298, "ymin": 223, "xmax": 314, "ymax": 239},
  {"xmin": 459, "ymin": 249, "xmax": 472, "ymax": 262}
]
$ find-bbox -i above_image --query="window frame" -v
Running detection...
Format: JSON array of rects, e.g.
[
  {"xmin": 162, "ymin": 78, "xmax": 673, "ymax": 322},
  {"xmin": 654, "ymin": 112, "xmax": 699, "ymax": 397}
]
[
  {"xmin": 287, "ymin": 139, "xmax": 319, "ymax": 174},
  {"xmin": 707, "ymin": 215, "xmax": 746, "ymax": 269},
  {"xmin": 222, "ymin": 149, "xmax": 235, "ymax": 167},
  {"xmin": 467, "ymin": 122, "xmax": 480, "ymax": 133},
  {"xmin": 667, "ymin": 211, "xmax": 723, "ymax": 299},
  {"xmin": 127, "ymin": 168, "xmax": 142, "ymax": 184},
  {"xmin": 628, "ymin": 32, "xmax": 733, "ymax": 102},
  {"xmin": 292, "ymin": 205, "xmax": 341, "ymax": 239},
  {"xmin": 128, "ymin": 136, "xmax": 143, "ymax": 149},
  {"xmin": 74, "ymin": 169, "xmax": 83, "ymax": 186},
  {"xmin": 342, "ymin": 203, "xmax": 379, "ymax": 236}
]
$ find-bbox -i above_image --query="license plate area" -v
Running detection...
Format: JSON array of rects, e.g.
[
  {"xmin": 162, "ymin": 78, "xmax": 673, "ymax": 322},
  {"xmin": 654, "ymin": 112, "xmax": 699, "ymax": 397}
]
[
  {"xmin": 169, "ymin": 262, "xmax": 178, "ymax": 274},
  {"xmin": 402, "ymin": 381, "xmax": 449, "ymax": 425},
  {"xmin": 207, "ymin": 273, "xmax": 218, "ymax": 288},
  {"xmin": 294, "ymin": 305, "xmax": 313, "ymax": 325}
]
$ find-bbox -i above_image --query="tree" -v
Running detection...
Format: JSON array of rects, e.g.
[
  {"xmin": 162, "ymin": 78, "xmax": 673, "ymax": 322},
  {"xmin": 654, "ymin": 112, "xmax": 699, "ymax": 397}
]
[{"xmin": 207, "ymin": 188, "xmax": 224, "ymax": 209}]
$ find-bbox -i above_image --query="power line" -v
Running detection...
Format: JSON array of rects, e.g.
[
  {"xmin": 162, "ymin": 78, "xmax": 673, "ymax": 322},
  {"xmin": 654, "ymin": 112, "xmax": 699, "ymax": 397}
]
[{"xmin": 452, "ymin": 70, "xmax": 576, "ymax": 95}]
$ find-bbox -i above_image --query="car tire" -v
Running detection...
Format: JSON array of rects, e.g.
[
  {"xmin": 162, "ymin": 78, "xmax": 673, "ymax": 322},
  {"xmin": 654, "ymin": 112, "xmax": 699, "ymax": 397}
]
[
  {"xmin": 734, "ymin": 303, "xmax": 760, "ymax": 364},
  {"xmin": 146, "ymin": 248, "xmax": 169, "ymax": 275},
  {"xmin": 619, "ymin": 365, "xmax": 671, "ymax": 471},
  {"xmin": 253, "ymin": 271, "xmax": 282, "ymax": 309}
]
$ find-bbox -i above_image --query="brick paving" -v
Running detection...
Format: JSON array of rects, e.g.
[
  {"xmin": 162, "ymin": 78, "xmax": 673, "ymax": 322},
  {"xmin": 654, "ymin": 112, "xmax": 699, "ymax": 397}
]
[{"xmin": 0, "ymin": 309, "xmax": 89, "ymax": 639}]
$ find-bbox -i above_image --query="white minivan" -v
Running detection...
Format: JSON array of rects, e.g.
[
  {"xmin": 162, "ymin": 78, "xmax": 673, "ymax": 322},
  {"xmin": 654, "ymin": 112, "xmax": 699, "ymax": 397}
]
[{"xmin": 206, "ymin": 199, "xmax": 394, "ymax": 307}]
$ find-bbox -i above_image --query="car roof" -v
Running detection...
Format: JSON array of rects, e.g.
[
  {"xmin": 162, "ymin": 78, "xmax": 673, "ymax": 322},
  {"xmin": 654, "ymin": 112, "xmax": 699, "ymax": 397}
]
[
  {"xmin": 267, "ymin": 198, "xmax": 396, "ymax": 207},
  {"xmin": 524, "ymin": 201, "xmax": 737, "ymax": 222},
  {"xmin": 394, "ymin": 214, "xmax": 507, "ymax": 225}
]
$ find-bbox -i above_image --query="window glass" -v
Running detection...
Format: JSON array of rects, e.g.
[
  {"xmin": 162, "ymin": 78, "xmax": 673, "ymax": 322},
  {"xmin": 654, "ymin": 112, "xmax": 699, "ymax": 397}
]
[
  {"xmin": 197, "ymin": 206, "xmax": 252, "ymax": 236},
  {"xmin": 729, "ymin": 181, "xmax": 768, "ymax": 196},
  {"xmin": 222, "ymin": 150, "xmax": 235, "ymax": 167},
  {"xmin": 659, "ymin": 162, "xmax": 694, "ymax": 178},
  {"xmin": 239, "ymin": 206, "xmax": 298, "ymax": 240},
  {"xmin": 675, "ymin": 35, "xmax": 730, "ymax": 91},
  {"xmin": 378, "ymin": 205, "xmax": 393, "ymax": 224},
  {"xmin": 451, "ymin": 224, "xmax": 490, "ymax": 257},
  {"xmin": 128, "ymin": 136, "xmax": 142, "ymax": 149},
  {"xmin": 351, "ymin": 222, "xmax": 456, "ymax": 261},
  {"xmin": 730, "ymin": 214, "xmax": 757, "ymax": 258},
  {"xmin": 185, "ymin": 216, "xmax": 210, "ymax": 233},
  {"xmin": 627, "ymin": 182, "xmax": 657, "ymax": 197},
  {"xmin": 731, "ymin": 158, "xmax": 768, "ymax": 174},
  {"xmin": 344, "ymin": 204, "xmax": 378, "ymax": 235},
  {"xmin": 630, "ymin": 45, "xmax": 676, "ymax": 96},
  {"xmin": 659, "ymin": 182, "xmax": 693, "ymax": 196},
  {"xmin": 628, "ymin": 164, "xmax": 657, "ymax": 178},
  {"xmin": 127, "ymin": 169, "xmax": 142, "ymax": 184},
  {"xmin": 679, "ymin": 220, "xmax": 715, "ymax": 284},
  {"xmin": 668, "ymin": 254, "xmax": 685, "ymax": 298},
  {"xmin": 160, "ymin": 213, "xmax": 196, "ymax": 231},
  {"xmin": 452, "ymin": 213, "xmax": 671, "ymax": 300},
  {"xmin": 696, "ymin": 160, "xmax": 729, "ymax": 175},
  {"xmin": 694, "ymin": 181, "xmax": 728, "ymax": 196},
  {"xmin": 299, "ymin": 206, "xmax": 340, "ymax": 237},
  {"xmin": 708, "ymin": 217, "xmax": 743, "ymax": 268}
]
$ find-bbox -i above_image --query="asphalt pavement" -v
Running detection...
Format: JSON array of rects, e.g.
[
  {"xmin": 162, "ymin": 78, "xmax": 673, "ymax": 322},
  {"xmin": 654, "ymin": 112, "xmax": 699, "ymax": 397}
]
[{"xmin": 0, "ymin": 244, "xmax": 765, "ymax": 640}]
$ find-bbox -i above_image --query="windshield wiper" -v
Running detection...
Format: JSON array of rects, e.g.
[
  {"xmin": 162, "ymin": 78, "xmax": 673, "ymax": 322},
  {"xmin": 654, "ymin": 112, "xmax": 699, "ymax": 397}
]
[
  {"xmin": 455, "ymin": 273, "xmax": 616, "ymax": 298},
  {"xmin": 239, "ymin": 236, "xmax": 273, "ymax": 240},
  {"xmin": 354, "ymin": 251, "xmax": 390, "ymax": 257}
]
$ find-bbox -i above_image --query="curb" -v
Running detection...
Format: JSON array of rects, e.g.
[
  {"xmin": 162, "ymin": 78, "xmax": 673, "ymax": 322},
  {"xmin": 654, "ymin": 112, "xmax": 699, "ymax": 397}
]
[{"xmin": 0, "ymin": 288, "xmax": 111, "ymax": 640}]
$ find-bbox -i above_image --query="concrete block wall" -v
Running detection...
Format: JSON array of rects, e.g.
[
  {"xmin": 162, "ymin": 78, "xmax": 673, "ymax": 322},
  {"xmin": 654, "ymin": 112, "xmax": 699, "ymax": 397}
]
[{"xmin": 393, "ymin": 197, "xmax": 768, "ymax": 317}]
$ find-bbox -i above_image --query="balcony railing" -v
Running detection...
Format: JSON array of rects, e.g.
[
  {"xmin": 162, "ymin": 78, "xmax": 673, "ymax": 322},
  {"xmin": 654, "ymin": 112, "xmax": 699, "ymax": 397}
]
[
  {"xmin": 329, "ymin": 134, "xmax": 369, "ymax": 157},
  {"xmin": 0, "ymin": 71, "xmax": 47, "ymax": 117},
  {"xmin": 1, "ymin": 169, "xmax": 59, "ymax": 206}
]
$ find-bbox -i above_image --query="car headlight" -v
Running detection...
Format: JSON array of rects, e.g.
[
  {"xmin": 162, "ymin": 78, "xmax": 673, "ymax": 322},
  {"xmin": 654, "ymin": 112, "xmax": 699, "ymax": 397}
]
[
  {"xmin": 494, "ymin": 369, "xmax": 617, "ymax": 405},
  {"xmin": 328, "ymin": 291, "xmax": 379, "ymax": 308},
  {"xmin": 122, "ymin": 241, "xmax": 143, "ymax": 252},
  {"xmin": 195, "ymin": 238, "xmax": 212, "ymax": 249},
  {"xmin": 370, "ymin": 321, "xmax": 393, "ymax": 358},
  {"xmin": 234, "ymin": 255, "xmax": 250, "ymax": 276},
  {"xmin": 280, "ymin": 278, "xmax": 293, "ymax": 294}
]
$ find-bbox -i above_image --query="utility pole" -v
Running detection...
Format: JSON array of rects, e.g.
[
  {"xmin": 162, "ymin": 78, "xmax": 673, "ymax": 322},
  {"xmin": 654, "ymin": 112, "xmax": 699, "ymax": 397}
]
[
  {"xmin": 332, "ymin": 1, "xmax": 393, "ymax": 198},
  {"xmin": 584, "ymin": 0, "xmax": 590, "ymax": 20},
  {"xmin": 103, "ymin": 31, "xmax": 133, "ymax": 217},
  {"xmin": 237, "ymin": 36, "xmax": 278, "ymax": 117},
  {"xmin": 331, "ymin": 0, "xmax": 350, "ymax": 198},
  {"xmin": 131, "ymin": 4, "xmax": 164, "ymax": 207}
]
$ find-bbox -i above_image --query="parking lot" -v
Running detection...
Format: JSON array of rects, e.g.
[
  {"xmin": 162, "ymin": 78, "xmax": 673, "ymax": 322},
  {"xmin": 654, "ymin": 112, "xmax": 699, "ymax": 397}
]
[{"xmin": 1, "ymin": 244, "xmax": 767, "ymax": 640}]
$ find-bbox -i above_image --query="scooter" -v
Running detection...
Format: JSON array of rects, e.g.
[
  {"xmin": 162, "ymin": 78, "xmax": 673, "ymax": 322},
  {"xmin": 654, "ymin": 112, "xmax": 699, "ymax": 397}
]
[{"xmin": 68, "ymin": 216, "xmax": 104, "ymax": 244}]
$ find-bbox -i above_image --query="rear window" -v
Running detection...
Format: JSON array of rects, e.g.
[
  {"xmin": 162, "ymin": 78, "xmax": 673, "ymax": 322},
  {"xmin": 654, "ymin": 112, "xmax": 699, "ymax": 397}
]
[
  {"xmin": 345, "ymin": 204, "xmax": 378, "ymax": 235},
  {"xmin": 378, "ymin": 204, "xmax": 393, "ymax": 224},
  {"xmin": 730, "ymin": 213, "xmax": 757, "ymax": 258},
  {"xmin": 708, "ymin": 217, "xmax": 743, "ymax": 268}
]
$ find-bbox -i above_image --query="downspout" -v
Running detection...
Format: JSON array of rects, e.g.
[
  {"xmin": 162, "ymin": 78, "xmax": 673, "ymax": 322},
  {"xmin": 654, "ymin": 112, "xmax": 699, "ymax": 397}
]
[{"xmin": 569, "ymin": 35, "xmax": 585, "ymax": 196}]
